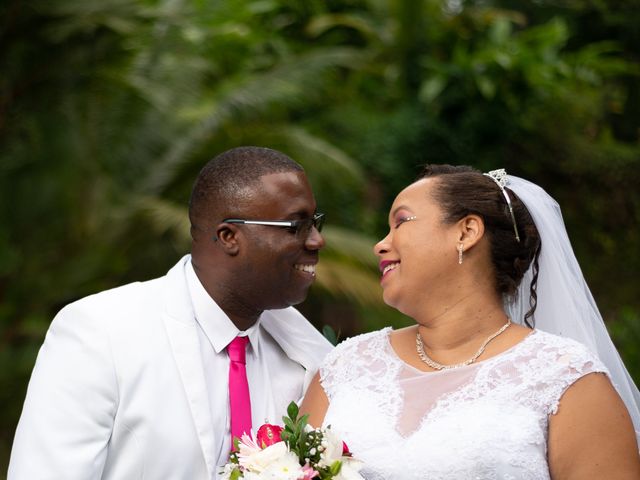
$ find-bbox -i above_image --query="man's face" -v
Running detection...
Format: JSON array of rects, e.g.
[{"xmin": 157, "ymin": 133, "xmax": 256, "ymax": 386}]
[{"xmin": 232, "ymin": 171, "xmax": 325, "ymax": 310}]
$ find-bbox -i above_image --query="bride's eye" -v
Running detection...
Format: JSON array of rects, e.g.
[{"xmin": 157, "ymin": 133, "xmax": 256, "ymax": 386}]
[{"xmin": 394, "ymin": 215, "xmax": 416, "ymax": 229}]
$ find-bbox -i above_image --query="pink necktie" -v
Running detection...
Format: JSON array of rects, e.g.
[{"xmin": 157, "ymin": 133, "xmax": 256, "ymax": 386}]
[{"xmin": 228, "ymin": 336, "xmax": 252, "ymax": 447}]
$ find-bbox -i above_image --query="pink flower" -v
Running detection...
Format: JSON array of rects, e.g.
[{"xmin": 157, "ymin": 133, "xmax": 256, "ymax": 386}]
[
  {"xmin": 301, "ymin": 463, "xmax": 320, "ymax": 479},
  {"xmin": 256, "ymin": 424, "xmax": 283, "ymax": 448}
]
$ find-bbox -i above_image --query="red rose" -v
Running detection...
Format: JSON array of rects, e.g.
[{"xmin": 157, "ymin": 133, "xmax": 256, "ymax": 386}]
[
  {"xmin": 342, "ymin": 441, "xmax": 350, "ymax": 455},
  {"xmin": 256, "ymin": 424, "xmax": 283, "ymax": 448}
]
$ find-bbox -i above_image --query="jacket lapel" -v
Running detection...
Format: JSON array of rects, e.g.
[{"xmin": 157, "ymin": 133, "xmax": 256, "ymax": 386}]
[
  {"xmin": 262, "ymin": 308, "xmax": 333, "ymax": 392},
  {"xmin": 162, "ymin": 256, "xmax": 217, "ymax": 479}
]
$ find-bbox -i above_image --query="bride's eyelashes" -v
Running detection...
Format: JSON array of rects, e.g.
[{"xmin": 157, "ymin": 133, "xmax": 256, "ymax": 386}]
[{"xmin": 394, "ymin": 215, "xmax": 417, "ymax": 229}]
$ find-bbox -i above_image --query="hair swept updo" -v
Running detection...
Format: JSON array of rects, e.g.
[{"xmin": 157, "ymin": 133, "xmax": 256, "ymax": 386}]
[{"xmin": 419, "ymin": 164, "xmax": 542, "ymax": 326}]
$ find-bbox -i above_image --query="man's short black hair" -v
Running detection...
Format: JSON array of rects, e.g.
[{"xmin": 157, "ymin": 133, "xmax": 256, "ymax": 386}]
[{"xmin": 189, "ymin": 146, "xmax": 304, "ymax": 228}]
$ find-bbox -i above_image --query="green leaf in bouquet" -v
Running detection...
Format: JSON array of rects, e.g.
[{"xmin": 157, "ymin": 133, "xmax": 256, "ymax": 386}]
[
  {"xmin": 329, "ymin": 460, "xmax": 342, "ymax": 476},
  {"xmin": 229, "ymin": 468, "xmax": 242, "ymax": 480},
  {"xmin": 299, "ymin": 412, "xmax": 309, "ymax": 427},
  {"xmin": 282, "ymin": 416, "xmax": 296, "ymax": 433},
  {"xmin": 287, "ymin": 401, "xmax": 299, "ymax": 421},
  {"xmin": 298, "ymin": 430, "xmax": 308, "ymax": 454},
  {"xmin": 232, "ymin": 438, "xmax": 241, "ymax": 454}
]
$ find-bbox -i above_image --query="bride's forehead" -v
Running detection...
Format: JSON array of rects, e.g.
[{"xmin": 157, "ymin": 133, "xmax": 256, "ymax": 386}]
[{"xmin": 392, "ymin": 179, "xmax": 435, "ymax": 207}]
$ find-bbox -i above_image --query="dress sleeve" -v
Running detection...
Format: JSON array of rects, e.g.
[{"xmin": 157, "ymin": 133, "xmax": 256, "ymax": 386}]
[
  {"xmin": 319, "ymin": 335, "xmax": 360, "ymax": 400},
  {"xmin": 8, "ymin": 301, "xmax": 119, "ymax": 479},
  {"xmin": 543, "ymin": 338, "xmax": 609, "ymax": 416},
  {"xmin": 319, "ymin": 329, "xmax": 392, "ymax": 401}
]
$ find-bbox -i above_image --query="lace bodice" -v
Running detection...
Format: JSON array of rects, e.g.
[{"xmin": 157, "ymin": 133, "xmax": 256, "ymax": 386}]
[{"xmin": 320, "ymin": 329, "xmax": 608, "ymax": 480}]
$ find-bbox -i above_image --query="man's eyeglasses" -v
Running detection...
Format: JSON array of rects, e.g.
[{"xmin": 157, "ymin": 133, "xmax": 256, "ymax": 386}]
[{"xmin": 222, "ymin": 213, "xmax": 325, "ymax": 238}]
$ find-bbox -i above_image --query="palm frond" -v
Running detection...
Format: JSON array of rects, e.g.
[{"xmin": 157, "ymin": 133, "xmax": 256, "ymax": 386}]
[
  {"xmin": 267, "ymin": 126, "xmax": 365, "ymax": 182},
  {"xmin": 315, "ymin": 258, "xmax": 383, "ymax": 307},
  {"xmin": 131, "ymin": 195, "xmax": 191, "ymax": 245},
  {"xmin": 218, "ymin": 123, "xmax": 365, "ymax": 187},
  {"xmin": 141, "ymin": 47, "xmax": 365, "ymax": 194},
  {"xmin": 321, "ymin": 226, "xmax": 378, "ymax": 269},
  {"xmin": 306, "ymin": 12, "xmax": 382, "ymax": 42}
]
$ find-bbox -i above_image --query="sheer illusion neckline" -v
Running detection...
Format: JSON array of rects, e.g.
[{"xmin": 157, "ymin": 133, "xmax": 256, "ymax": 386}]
[{"xmin": 383, "ymin": 327, "xmax": 538, "ymax": 376}]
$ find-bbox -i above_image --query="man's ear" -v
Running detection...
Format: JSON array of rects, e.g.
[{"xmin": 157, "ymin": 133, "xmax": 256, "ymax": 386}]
[
  {"xmin": 215, "ymin": 224, "xmax": 240, "ymax": 256},
  {"xmin": 457, "ymin": 214, "xmax": 485, "ymax": 248}
]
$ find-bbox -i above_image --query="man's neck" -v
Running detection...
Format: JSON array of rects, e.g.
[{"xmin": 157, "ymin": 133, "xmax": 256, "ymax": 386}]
[{"xmin": 191, "ymin": 260, "xmax": 262, "ymax": 331}]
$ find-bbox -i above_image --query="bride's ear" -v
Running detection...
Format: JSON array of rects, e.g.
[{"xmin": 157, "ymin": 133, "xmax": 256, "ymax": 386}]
[{"xmin": 456, "ymin": 214, "xmax": 485, "ymax": 248}]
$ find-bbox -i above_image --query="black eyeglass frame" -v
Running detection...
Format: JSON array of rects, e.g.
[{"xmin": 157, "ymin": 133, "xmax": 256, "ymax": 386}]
[{"xmin": 221, "ymin": 212, "xmax": 325, "ymax": 237}]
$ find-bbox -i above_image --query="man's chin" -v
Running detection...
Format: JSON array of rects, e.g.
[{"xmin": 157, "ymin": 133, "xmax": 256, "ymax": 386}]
[{"xmin": 278, "ymin": 289, "xmax": 312, "ymax": 309}]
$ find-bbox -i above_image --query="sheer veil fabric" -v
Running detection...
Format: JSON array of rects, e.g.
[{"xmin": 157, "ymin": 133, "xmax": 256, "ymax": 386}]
[{"xmin": 505, "ymin": 176, "xmax": 640, "ymax": 446}]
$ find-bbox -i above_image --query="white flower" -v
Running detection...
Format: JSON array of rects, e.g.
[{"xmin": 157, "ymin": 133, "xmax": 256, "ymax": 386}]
[
  {"xmin": 259, "ymin": 451, "xmax": 304, "ymax": 480},
  {"xmin": 238, "ymin": 441, "xmax": 295, "ymax": 474},
  {"xmin": 237, "ymin": 432, "xmax": 262, "ymax": 458},
  {"xmin": 219, "ymin": 462, "xmax": 239, "ymax": 480},
  {"xmin": 317, "ymin": 428, "xmax": 344, "ymax": 468},
  {"xmin": 315, "ymin": 428, "xmax": 365, "ymax": 479},
  {"xmin": 335, "ymin": 458, "xmax": 365, "ymax": 480},
  {"xmin": 242, "ymin": 472, "xmax": 261, "ymax": 480}
]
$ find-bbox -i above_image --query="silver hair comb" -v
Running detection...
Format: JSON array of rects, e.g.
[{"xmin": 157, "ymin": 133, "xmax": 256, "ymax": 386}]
[{"xmin": 483, "ymin": 169, "xmax": 521, "ymax": 242}]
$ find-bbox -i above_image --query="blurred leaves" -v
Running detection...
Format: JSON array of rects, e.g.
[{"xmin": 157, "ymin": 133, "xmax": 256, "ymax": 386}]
[
  {"xmin": 610, "ymin": 308, "xmax": 640, "ymax": 384},
  {"xmin": 2, "ymin": 0, "xmax": 640, "ymax": 471}
]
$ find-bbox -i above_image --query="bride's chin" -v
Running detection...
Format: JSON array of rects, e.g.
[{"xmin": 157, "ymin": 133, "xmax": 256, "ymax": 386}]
[
  {"xmin": 384, "ymin": 294, "xmax": 418, "ymax": 319},
  {"xmin": 382, "ymin": 291, "xmax": 404, "ymax": 312}
]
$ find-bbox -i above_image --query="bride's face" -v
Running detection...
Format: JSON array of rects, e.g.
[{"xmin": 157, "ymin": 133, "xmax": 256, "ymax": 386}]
[{"xmin": 374, "ymin": 178, "xmax": 460, "ymax": 315}]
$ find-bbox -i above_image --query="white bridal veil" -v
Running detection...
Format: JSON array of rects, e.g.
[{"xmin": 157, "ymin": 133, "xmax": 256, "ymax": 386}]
[{"xmin": 505, "ymin": 175, "xmax": 640, "ymax": 446}]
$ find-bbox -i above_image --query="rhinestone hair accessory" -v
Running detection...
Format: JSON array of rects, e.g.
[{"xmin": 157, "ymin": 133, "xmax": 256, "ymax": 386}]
[{"xmin": 483, "ymin": 169, "xmax": 521, "ymax": 242}]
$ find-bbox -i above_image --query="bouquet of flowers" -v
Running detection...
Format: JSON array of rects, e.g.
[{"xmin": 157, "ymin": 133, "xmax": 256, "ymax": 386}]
[{"xmin": 221, "ymin": 402, "xmax": 364, "ymax": 480}]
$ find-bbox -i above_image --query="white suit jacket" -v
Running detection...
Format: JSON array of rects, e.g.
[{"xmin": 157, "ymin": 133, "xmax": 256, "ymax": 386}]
[{"xmin": 8, "ymin": 255, "xmax": 333, "ymax": 479}]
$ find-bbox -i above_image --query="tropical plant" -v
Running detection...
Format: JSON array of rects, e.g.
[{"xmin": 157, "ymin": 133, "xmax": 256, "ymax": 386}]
[{"xmin": 2, "ymin": 0, "xmax": 639, "ymax": 473}]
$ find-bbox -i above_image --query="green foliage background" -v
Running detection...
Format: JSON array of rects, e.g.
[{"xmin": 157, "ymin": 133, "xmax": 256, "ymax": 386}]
[{"xmin": 1, "ymin": 0, "xmax": 639, "ymax": 473}]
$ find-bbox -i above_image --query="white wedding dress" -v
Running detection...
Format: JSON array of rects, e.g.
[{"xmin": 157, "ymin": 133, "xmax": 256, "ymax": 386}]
[{"xmin": 320, "ymin": 328, "xmax": 608, "ymax": 480}]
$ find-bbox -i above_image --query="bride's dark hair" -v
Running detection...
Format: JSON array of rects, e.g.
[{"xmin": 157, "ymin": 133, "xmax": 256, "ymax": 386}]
[{"xmin": 419, "ymin": 164, "xmax": 542, "ymax": 327}]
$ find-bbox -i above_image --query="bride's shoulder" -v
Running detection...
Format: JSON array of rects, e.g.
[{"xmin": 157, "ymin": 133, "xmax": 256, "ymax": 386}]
[
  {"xmin": 516, "ymin": 330, "xmax": 611, "ymax": 416},
  {"xmin": 528, "ymin": 330, "xmax": 603, "ymax": 362},
  {"xmin": 330, "ymin": 327, "xmax": 392, "ymax": 357},
  {"xmin": 318, "ymin": 327, "xmax": 398, "ymax": 396},
  {"xmin": 319, "ymin": 328, "xmax": 392, "ymax": 380},
  {"xmin": 516, "ymin": 330, "xmax": 609, "ymax": 383}
]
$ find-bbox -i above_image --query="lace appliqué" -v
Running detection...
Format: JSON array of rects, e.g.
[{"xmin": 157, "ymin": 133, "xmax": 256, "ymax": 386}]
[
  {"xmin": 319, "ymin": 329, "xmax": 608, "ymax": 480},
  {"xmin": 321, "ymin": 328, "xmax": 402, "ymax": 422}
]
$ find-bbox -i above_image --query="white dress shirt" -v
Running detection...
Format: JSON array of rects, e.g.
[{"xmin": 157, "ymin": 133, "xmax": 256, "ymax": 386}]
[{"xmin": 185, "ymin": 261, "xmax": 306, "ymax": 470}]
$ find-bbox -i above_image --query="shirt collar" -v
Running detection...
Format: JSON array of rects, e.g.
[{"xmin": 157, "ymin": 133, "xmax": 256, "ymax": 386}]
[{"xmin": 185, "ymin": 259, "xmax": 262, "ymax": 354}]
